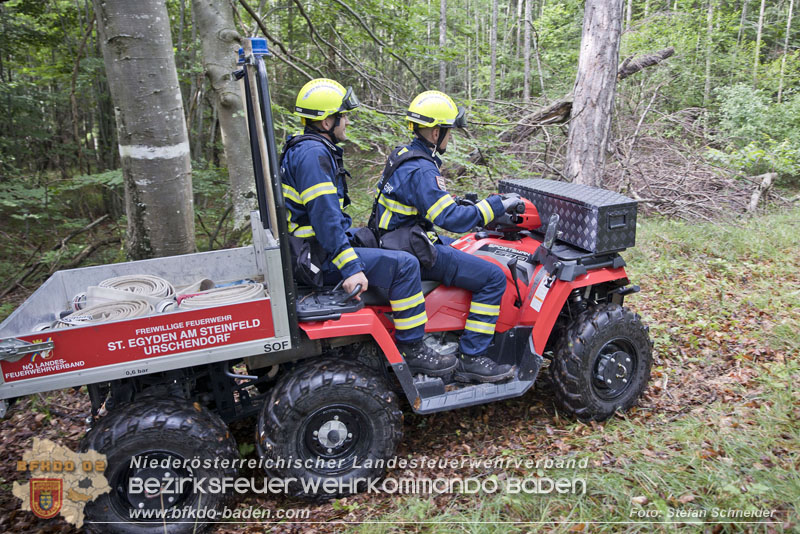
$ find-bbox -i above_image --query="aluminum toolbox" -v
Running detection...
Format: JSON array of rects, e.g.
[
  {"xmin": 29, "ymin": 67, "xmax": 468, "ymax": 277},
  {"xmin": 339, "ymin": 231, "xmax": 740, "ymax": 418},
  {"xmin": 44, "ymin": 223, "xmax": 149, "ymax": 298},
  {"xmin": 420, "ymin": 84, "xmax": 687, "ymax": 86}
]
[{"xmin": 499, "ymin": 178, "xmax": 638, "ymax": 253}]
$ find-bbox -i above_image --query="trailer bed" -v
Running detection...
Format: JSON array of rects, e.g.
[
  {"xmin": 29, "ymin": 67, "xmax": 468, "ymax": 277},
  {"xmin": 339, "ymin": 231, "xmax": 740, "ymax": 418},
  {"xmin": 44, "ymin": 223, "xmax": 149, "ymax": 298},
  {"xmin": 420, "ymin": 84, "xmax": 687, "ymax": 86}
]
[{"xmin": 0, "ymin": 218, "xmax": 291, "ymax": 399}]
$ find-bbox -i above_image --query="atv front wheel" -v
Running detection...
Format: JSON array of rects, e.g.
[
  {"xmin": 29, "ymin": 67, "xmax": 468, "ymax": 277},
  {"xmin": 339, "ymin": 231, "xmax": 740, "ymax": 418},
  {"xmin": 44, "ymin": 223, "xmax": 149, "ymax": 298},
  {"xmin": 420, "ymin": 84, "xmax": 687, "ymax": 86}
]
[
  {"xmin": 256, "ymin": 358, "xmax": 402, "ymax": 500},
  {"xmin": 80, "ymin": 398, "xmax": 238, "ymax": 534},
  {"xmin": 551, "ymin": 303, "xmax": 652, "ymax": 422}
]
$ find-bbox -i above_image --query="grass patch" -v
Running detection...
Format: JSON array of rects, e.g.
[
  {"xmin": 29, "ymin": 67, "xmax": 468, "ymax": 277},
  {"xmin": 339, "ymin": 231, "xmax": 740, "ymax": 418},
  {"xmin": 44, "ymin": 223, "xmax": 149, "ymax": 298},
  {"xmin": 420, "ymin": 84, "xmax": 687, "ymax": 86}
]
[{"xmin": 344, "ymin": 208, "xmax": 799, "ymax": 533}]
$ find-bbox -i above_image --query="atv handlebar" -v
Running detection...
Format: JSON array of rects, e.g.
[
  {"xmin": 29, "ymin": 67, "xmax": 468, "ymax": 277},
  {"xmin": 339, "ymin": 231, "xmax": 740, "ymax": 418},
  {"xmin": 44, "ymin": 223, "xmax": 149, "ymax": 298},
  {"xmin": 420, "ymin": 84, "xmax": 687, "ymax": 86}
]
[{"xmin": 340, "ymin": 284, "xmax": 363, "ymax": 304}]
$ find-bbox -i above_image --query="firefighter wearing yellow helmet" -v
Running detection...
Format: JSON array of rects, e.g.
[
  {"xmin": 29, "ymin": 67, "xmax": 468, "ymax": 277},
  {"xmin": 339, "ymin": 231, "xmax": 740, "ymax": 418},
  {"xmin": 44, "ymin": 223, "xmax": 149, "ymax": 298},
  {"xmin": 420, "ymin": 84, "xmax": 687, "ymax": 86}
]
[
  {"xmin": 280, "ymin": 80, "xmax": 458, "ymax": 377},
  {"xmin": 369, "ymin": 90, "xmax": 524, "ymax": 383}
]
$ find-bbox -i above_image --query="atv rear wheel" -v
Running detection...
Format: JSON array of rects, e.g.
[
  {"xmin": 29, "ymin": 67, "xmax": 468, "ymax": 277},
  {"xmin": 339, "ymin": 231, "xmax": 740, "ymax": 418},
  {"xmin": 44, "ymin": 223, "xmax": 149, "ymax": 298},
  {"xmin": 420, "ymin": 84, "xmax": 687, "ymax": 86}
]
[
  {"xmin": 256, "ymin": 358, "xmax": 402, "ymax": 500},
  {"xmin": 551, "ymin": 303, "xmax": 652, "ymax": 422},
  {"xmin": 80, "ymin": 398, "xmax": 238, "ymax": 534}
]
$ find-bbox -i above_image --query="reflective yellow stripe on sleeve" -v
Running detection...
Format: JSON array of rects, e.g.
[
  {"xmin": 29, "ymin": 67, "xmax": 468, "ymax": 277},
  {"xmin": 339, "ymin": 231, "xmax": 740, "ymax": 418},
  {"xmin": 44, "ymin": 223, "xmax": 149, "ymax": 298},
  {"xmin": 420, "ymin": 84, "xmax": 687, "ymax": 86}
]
[
  {"xmin": 464, "ymin": 319, "xmax": 496, "ymax": 335},
  {"xmin": 469, "ymin": 302, "xmax": 501, "ymax": 316},
  {"xmin": 476, "ymin": 199, "xmax": 493, "ymax": 226},
  {"xmin": 282, "ymin": 184, "xmax": 302, "ymax": 204},
  {"xmin": 301, "ymin": 182, "xmax": 338, "ymax": 204},
  {"xmin": 426, "ymin": 194, "xmax": 455, "ymax": 223},
  {"xmin": 390, "ymin": 292, "xmax": 425, "ymax": 312},
  {"xmin": 378, "ymin": 208, "xmax": 393, "ymax": 230},
  {"xmin": 378, "ymin": 195, "xmax": 418, "ymax": 216},
  {"xmin": 294, "ymin": 226, "xmax": 315, "ymax": 238},
  {"xmin": 393, "ymin": 311, "xmax": 427, "ymax": 330},
  {"xmin": 332, "ymin": 247, "xmax": 358, "ymax": 270},
  {"xmin": 287, "ymin": 217, "xmax": 316, "ymax": 238}
]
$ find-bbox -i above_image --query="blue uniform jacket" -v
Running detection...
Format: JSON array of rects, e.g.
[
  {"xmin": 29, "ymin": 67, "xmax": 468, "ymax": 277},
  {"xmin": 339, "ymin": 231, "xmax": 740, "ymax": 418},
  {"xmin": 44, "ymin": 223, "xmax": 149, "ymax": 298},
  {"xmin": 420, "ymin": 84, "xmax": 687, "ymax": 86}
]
[
  {"xmin": 280, "ymin": 133, "xmax": 365, "ymax": 279},
  {"xmin": 375, "ymin": 138, "xmax": 505, "ymax": 234}
]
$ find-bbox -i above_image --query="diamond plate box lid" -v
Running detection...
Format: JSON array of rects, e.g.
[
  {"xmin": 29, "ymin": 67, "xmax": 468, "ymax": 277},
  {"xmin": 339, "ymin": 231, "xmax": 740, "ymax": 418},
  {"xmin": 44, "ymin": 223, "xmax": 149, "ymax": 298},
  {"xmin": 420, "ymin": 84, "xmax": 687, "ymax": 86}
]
[{"xmin": 499, "ymin": 178, "xmax": 638, "ymax": 254}]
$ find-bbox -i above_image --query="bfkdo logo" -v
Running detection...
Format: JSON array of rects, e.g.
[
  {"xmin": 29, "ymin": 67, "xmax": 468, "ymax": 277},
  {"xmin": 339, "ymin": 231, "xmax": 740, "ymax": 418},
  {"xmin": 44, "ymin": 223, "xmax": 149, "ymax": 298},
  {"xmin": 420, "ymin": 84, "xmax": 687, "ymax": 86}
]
[
  {"xmin": 13, "ymin": 438, "xmax": 111, "ymax": 528},
  {"xmin": 30, "ymin": 478, "xmax": 62, "ymax": 519}
]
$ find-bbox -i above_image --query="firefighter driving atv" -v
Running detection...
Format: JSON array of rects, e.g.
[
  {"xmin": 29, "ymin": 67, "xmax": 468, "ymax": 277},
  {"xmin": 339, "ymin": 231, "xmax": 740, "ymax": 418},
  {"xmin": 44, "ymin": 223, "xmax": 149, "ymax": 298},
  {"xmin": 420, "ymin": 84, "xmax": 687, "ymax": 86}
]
[
  {"xmin": 280, "ymin": 80, "xmax": 525, "ymax": 383},
  {"xmin": 371, "ymin": 90, "xmax": 526, "ymax": 383}
]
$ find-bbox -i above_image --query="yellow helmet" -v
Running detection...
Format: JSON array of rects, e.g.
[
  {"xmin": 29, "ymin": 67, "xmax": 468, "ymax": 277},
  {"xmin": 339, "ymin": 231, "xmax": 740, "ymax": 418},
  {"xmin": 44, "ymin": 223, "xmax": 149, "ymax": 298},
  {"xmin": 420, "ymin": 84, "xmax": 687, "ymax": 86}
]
[
  {"xmin": 406, "ymin": 90, "xmax": 467, "ymax": 130},
  {"xmin": 294, "ymin": 78, "xmax": 359, "ymax": 124}
]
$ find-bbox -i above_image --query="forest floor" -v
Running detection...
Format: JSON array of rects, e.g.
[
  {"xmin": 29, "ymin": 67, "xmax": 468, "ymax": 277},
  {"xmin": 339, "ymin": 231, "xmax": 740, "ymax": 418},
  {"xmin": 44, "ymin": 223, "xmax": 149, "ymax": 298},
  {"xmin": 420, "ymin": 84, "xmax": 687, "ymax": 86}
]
[{"xmin": 0, "ymin": 207, "xmax": 798, "ymax": 534}]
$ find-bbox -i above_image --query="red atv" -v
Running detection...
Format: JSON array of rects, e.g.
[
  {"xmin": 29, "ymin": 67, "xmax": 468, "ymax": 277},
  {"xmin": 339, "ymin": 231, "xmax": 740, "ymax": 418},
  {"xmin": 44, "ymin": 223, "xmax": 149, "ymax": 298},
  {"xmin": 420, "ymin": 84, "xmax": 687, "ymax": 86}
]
[{"xmin": 0, "ymin": 38, "xmax": 651, "ymax": 533}]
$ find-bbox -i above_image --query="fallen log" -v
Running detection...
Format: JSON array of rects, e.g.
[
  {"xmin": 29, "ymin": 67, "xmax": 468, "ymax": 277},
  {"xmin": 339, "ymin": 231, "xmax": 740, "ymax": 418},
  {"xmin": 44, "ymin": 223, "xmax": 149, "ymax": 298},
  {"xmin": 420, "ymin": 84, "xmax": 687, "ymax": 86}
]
[
  {"xmin": 450, "ymin": 47, "xmax": 675, "ymax": 177},
  {"xmin": 747, "ymin": 172, "xmax": 776, "ymax": 212}
]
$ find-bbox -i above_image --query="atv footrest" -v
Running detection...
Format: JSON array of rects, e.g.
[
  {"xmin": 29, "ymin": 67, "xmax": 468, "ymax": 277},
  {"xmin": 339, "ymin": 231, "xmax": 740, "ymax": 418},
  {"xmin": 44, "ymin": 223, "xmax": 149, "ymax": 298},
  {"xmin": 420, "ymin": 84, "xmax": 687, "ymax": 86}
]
[{"xmin": 416, "ymin": 378, "xmax": 535, "ymax": 414}]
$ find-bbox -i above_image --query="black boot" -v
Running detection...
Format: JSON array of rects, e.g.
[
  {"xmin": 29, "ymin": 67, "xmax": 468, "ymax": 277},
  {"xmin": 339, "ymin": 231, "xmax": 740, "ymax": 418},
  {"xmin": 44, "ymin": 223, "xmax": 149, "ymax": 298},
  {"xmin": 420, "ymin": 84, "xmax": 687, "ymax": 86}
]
[
  {"xmin": 397, "ymin": 340, "xmax": 458, "ymax": 377},
  {"xmin": 455, "ymin": 353, "xmax": 515, "ymax": 383}
]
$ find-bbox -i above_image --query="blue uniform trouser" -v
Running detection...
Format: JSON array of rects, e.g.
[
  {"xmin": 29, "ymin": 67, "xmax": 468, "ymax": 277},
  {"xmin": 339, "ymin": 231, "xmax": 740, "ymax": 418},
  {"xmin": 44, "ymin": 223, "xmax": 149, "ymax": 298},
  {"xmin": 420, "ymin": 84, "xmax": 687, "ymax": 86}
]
[
  {"xmin": 420, "ymin": 241, "xmax": 506, "ymax": 356},
  {"xmin": 322, "ymin": 248, "xmax": 427, "ymax": 344}
]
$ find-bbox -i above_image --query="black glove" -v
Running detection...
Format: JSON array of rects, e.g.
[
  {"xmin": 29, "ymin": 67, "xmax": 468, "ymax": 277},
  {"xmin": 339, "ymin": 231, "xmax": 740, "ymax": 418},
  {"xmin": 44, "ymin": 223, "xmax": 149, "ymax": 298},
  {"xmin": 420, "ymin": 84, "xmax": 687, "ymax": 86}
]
[{"xmin": 500, "ymin": 193, "xmax": 524, "ymax": 214}]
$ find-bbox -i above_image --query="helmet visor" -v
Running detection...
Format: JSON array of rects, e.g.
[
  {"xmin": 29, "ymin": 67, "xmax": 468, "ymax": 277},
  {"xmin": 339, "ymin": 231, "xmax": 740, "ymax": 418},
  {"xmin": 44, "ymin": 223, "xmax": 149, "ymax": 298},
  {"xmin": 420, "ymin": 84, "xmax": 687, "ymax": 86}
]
[
  {"xmin": 340, "ymin": 87, "xmax": 360, "ymax": 112},
  {"xmin": 452, "ymin": 106, "xmax": 467, "ymax": 128}
]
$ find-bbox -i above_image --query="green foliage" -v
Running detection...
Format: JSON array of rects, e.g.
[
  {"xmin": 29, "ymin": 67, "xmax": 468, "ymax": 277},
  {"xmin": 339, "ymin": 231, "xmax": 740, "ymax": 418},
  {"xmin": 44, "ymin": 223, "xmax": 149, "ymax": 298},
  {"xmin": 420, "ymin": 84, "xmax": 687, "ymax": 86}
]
[
  {"xmin": 0, "ymin": 0, "xmax": 798, "ymax": 273},
  {"xmin": 706, "ymin": 85, "xmax": 800, "ymax": 183},
  {"xmin": 714, "ymin": 84, "xmax": 772, "ymax": 144},
  {"xmin": 238, "ymin": 442, "xmax": 256, "ymax": 457}
]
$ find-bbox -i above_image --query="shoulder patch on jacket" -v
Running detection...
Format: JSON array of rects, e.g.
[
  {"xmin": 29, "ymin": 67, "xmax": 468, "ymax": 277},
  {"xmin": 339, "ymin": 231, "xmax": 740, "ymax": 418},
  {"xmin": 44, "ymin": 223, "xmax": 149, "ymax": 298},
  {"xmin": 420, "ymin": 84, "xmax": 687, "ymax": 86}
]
[
  {"xmin": 435, "ymin": 175, "xmax": 447, "ymax": 191},
  {"xmin": 317, "ymin": 153, "xmax": 333, "ymax": 175}
]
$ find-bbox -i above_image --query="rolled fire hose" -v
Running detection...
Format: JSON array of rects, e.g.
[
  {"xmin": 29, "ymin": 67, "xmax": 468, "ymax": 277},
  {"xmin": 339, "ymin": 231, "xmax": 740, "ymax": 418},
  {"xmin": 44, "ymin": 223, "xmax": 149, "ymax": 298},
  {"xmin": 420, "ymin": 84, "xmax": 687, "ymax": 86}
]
[
  {"xmin": 75, "ymin": 275, "xmax": 177, "ymax": 312},
  {"xmin": 98, "ymin": 274, "xmax": 175, "ymax": 299},
  {"xmin": 178, "ymin": 283, "xmax": 265, "ymax": 310},
  {"xmin": 56, "ymin": 299, "xmax": 153, "ymax": 328}
]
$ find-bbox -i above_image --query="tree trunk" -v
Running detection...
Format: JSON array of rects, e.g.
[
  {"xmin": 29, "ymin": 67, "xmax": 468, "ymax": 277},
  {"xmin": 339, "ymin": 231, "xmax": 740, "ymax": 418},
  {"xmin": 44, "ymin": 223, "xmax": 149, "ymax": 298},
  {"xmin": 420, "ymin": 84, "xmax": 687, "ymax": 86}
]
[
  {"xmin": 467, "ymin": 0, "xmax": 472, "ymax": 100},
  {"xmin": 515, "ymin": 0, "xmax": 522, "ymax": 58},
  {"xmin": 778, "ymin": 0, "xmax": 794, "ymax": 103},
  {"xmin": 193, "ymin": 0, "xmax": 256, "ymax": 228},
  {"xmin": 439, "ymin": 0, "xmax": 447, "ymax": 89},
  {"xmin": 753, "ymin": 0, "xmax": 766, "ymax": 86},
  {"xmin": 564, "ymin": 0, "xmax": 624, "ymax": 187},
  {"xmin": 93, "ymin": 0, "xmax": 195, "ymax": 259},
  {"xmin": 490, "ymin": 0, "xmax": 498, "ymax": 107},
  {"xmin": 737, "ymin": 0, "xmax": 748, "ymax": 46},
  {"xmin": 523, "ymin": 0, "xmax": 532, "ymax": 101},
  {"xmin": 703, "ymin": 0, "xmax": 714, "ymax": 108},
  {"xmin": 626, "ymin": 0, "xmax": 632, "ymax": 29}
]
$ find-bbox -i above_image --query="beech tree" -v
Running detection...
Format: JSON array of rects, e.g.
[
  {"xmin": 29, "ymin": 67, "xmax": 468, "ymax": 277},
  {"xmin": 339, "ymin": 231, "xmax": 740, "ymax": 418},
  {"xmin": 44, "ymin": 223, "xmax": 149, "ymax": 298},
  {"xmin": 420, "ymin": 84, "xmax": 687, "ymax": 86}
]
[
  {"xmin": 777, "ymin": 0, "xmax": 795, "ymax": 103},
  {"xmin": 753, "ymin": 0, "xmax": 766, "ymax": 85},
  {"xmin": 193, "ymin": 0, "xmax": 256, "ymax": 228},
  {"xmin": 523, "ymin": 0, "xmax": 532, "ymax": 102},
  {"xmin": 93, "ymin": 0, "xmax": 195, "ymax": 259},
  {"xmin": 489, "ymin": 0, "xmax": 498, "ymax": 108},
  {"xmin": 440, "ymin": 0, "xmax": 447, "ymax": 90},
  {"xmin": 564, "ymin": 0, "xmax": 624, "ymax": 187}
]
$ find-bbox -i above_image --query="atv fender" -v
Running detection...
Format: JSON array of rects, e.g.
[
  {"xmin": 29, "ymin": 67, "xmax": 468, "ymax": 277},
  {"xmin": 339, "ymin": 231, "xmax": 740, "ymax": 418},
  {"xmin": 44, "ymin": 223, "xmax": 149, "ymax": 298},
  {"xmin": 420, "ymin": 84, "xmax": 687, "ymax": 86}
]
[
  {"xmin": 299, "ymin": 309, "xmax": 424, "ymax": 409},
  {"xmin": 299, "ymin": 308, "xmax": 403, "ymax": 364},
  {"xmin": 525, "ymin": 266, "xmax": 628, "ymax": 355}
]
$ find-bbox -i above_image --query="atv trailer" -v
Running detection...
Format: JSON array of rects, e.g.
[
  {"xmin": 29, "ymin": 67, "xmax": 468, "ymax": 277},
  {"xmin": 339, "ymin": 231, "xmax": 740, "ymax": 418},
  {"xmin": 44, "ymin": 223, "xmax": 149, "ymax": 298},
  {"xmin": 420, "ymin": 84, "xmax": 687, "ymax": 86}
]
[{"xmin": 0, "ymin": 39, "xmax": 652, "ymax": 533}]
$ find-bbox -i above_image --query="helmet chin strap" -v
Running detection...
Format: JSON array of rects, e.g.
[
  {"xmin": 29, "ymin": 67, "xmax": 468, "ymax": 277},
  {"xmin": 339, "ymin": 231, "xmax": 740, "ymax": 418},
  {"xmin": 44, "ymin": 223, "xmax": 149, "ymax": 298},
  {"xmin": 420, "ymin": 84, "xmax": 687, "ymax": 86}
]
[
  {"xmin": 414, "ymin": 125, "xmax": 445, "ymax": 156},
  {"xmin": 434, "ymin": 128, "xmax": 447, "ymax": 155},
  {"xmin": 307, "ymin": 114, "xmax": 342, "ymax": 144}
]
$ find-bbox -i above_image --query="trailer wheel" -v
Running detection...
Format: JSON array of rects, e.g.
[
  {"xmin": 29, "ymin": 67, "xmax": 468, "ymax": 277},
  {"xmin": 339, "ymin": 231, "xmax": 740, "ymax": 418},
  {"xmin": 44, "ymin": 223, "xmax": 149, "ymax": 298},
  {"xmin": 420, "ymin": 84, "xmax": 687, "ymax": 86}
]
[
  {"xmin": 257, "ymin": 358, "xmax": 402, "ymax": 500},
  {"xmin": 551, "ymin": 303, "xmax": 653, "ymax": 422},
  {"xmin": 80, "ymin": 398, "xmax": 238, "ymax": 534}
]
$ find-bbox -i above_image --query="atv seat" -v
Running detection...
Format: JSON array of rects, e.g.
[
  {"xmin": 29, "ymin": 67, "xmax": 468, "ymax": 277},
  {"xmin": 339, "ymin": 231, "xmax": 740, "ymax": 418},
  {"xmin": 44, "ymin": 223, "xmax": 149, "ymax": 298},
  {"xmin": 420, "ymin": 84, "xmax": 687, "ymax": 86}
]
[{"xmin": 295, "ymin": 280, "xmax": 440, "ymax": 321}]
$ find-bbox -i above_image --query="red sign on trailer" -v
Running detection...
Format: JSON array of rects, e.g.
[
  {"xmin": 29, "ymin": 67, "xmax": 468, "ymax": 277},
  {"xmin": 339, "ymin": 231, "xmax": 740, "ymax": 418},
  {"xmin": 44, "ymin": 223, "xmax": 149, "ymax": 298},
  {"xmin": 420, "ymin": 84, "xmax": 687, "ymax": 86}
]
[{"xmin": 1, "ymin": 299, "xmax": 274, "ymax": 383}]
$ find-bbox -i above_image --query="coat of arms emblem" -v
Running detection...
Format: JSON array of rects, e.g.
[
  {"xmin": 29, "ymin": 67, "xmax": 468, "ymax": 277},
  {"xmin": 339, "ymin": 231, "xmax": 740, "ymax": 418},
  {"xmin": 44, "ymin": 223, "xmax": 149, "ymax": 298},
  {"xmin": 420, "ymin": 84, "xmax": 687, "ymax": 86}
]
[{"xmin": 30, "ymin": 478, "xmax": 62, "ymax": 519}]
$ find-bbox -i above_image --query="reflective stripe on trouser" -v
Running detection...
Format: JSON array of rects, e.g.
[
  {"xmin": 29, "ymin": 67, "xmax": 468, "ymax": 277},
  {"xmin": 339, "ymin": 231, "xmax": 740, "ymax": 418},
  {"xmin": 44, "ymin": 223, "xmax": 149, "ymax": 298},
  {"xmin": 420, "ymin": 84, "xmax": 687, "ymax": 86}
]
[
  {"xmin": 321, "ymin": 247, "xmax": 426, "ymax": 343},
  {"xmin": 420, "ymin": 242, "xmax": 506, "ymax": 356}
]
